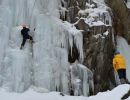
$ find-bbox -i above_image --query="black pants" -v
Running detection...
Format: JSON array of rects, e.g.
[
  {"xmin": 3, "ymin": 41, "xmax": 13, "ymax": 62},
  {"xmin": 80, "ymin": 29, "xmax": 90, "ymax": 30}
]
[
  {"xmin": 117, "ymin": 69, "xmax": 126, "ymax": 79},
  {"xmin": 21, "ymin": 35, "xmax": 33, "ymax": 47}
]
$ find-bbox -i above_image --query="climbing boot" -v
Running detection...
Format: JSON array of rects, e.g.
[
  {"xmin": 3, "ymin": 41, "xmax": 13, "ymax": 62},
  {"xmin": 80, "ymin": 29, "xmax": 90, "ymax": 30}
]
[
  {"xmin": 29, "ymin": 40, "xmax": 34, "ymax": 44},
  {"xmin": 31, "ymin": 40, "xmax": 35, "ymax": 44},
  {"xmin": 20, "ymin": 45, "xmax": 23, "ymax": 50},
  {"xmin": 125, "ymin": 79, "xmax": 130, "ymax": 84},
  {"xmin": 120, "ymin": 78, "xmax": 126, "ymax": 84}
]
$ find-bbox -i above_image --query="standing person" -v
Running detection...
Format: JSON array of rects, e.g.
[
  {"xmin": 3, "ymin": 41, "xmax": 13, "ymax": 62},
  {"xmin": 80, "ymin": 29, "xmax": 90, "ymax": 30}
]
[
  {"xmin": 113, "ymin": 49, "xmax": 127, "ymax": 83},
  {"xmin": 20, "ymin": 25, "xmax": 34, "ymax": 49}
]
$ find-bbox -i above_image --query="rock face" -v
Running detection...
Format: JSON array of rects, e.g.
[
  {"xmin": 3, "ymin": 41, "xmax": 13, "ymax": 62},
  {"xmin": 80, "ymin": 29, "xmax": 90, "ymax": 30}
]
[
  {"xmin": 106, "ymin": 0, "xmax": 130, "ymax": 43},
  {"xmin": 61, "ymin": 0, "xmax": 130, "ymax": 94},
  {"xmin": 122, "ymin": 89, "xmax": 130, "ymax": 100},
  {"xmin": 61, "ymin": 0, "xmax": 118, "ymax": 94},
  {"xmin": 61, "ymin": 0, "xmax": 93, "ymax": 23},
  {"xmin": 82, "ymin": 26, "xmax": 115, "ymax": 94},
  {"xmin": 106, "ymin": 0, "xmax": 130, "ymax": 83}
]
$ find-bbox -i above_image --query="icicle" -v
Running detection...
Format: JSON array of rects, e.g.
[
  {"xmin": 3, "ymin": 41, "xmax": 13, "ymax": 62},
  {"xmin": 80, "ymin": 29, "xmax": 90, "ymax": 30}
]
[
  {"xmin": 70, "ymin": 61, "xmax": 91, "ymax": 96},
  {"xmin": 74, "ymin": 32, "xmax": 84, "ymax": 63},
  {"xmin": 2, "ymin": 26, "xmax": 32, "ymax": 92}
]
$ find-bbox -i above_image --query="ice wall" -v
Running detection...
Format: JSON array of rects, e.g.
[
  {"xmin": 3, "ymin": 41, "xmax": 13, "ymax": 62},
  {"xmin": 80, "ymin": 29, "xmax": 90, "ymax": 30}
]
[
  {"xmin": 116, "ymin": 36, "xmax": 130, "ymax": 81},
  {"xmin": 70, "ymin": 61, "xmax": 93, "ymax": 96},
  {"xmin": 33, "ymin": 15, "xmax": 70, "ymax": 93},
  {"xmin": 0, "ymin": 25, "xmax": 9, "ymax": 86},
  {"xmin": 0, "ymin": 0, "xmax": 90, "ymax": 96},
  {"xmin": 33, "ymin": 14, "xmax": 84, "ymax": 94},
  {"xmin": 2, "ymin": 26, "xmax": 32, "ymax": 92}
]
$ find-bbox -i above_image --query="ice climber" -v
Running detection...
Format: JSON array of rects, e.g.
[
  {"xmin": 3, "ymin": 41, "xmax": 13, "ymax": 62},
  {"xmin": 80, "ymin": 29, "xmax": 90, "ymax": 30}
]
[
  {"xmin": 113, "ymin": 49, "xmax": 127, "ymax": 83},
  {"xmin": 20, "ymin": 25, "xmax": 34, "ymax": 49}
]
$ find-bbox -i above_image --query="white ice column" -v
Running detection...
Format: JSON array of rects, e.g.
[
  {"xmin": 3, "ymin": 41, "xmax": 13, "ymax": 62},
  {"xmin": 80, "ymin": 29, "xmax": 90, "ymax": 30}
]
[{"xmin": 3, "ymin": 26, "xmax": 32, "ymax": 92}]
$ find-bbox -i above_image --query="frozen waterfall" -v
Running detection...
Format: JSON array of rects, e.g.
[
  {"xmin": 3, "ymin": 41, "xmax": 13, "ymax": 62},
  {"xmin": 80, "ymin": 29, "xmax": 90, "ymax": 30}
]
[
  {"xmin": 0, "ymin": 0, "xmax": 91, "ymax": 96},
  {"xmin": 70, "ymin": 61, "xmax": 93, "ymax": 96}
]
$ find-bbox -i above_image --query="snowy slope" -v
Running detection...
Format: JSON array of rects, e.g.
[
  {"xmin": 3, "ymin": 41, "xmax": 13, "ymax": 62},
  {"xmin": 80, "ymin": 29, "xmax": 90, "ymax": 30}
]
[{"xmin": 0, "ymin": 84, "xmax": 130, "ymax": 100}]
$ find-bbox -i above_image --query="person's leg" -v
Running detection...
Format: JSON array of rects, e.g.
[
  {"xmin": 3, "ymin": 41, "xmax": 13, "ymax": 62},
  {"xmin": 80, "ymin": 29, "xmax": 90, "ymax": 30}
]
[
  {"xmin": 114, "ymin": 71, "xmax": 121, "ymax": 85},
  {"xmin": 29, "ymin": 35, "xmax": 34, "ymax": 43},
  {"xmin": 123, "ymin": 69, "xmax": 126, "ymax": 79},
  {"xmin": 20, "ymin": 38, "xmax": 26, "ymax": 49},
  {"xmin": 117, "ymin": 69, "xmax": 125, "ymax": 79},
  {"xmin": 29, "ymin": 35, "xmax": 33, "ymax": 40},
  {"xmin": 123, "ymin": 69, "xmax": 130, "ymax": 84},
  {"xmin": 26, "ymin": 35, "xmax": 33, "ymax": 42},
  {"xmin": 118, "ymin": 69, "xmax": 126, "ymax": 84}
]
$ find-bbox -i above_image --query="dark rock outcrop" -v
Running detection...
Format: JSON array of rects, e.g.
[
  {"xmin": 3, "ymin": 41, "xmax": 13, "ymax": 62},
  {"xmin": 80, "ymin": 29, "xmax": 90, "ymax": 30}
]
[
  {"xmin": 106, "ymin": 0, "xmax": 130, "ymax": 43},
  {"xmin": 121, "ymin": 89, "xmax": 130, "ymax": 100},
  {"xmin": 76, "ymin": 19, "xmax": 116, "ymax": 94},
  {"xmin": 60, "ymin": 0, "xmax": 118, "ymax": 95}
]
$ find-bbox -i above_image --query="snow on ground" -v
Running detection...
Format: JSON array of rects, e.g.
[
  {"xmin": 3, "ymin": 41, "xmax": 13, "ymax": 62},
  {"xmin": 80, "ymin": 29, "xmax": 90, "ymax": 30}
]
[{"xmin": 0, "ymin": 84, "xmax": 130, "ymax": 100}]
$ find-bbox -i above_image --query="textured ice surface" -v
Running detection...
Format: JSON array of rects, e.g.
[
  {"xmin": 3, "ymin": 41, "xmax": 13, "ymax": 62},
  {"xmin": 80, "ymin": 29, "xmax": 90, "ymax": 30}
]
[
  {"xmin": 0, "ymin": 0, "xmax": 90, "ymax": 96},
  {"xmin": 70, "ymin": 61, "xmax": 93, "ymax": 96}
]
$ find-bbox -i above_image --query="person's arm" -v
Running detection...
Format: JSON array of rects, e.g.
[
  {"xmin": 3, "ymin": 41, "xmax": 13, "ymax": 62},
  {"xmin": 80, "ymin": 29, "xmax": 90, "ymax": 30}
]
[
  {"xmin": 113, "ymin": 58, "xmax": 117, "ymax": 72},
  {"xmin": 27, "ymin": 28, "xmax": 30, "ymax": 32}
]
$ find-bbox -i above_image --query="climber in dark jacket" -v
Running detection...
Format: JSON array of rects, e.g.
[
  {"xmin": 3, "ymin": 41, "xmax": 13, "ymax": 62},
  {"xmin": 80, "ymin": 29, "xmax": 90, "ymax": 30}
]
[{"xmin": 20, "ymin": 26, "xmax": 33, "ymax": 49}]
